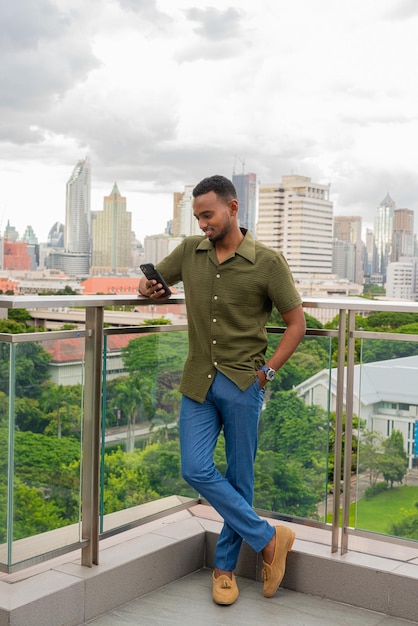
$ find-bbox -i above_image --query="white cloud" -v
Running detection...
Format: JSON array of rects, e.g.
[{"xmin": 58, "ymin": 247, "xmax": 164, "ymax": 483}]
[{"xmin": 1, "ymin": 0, "xmax": 418, "ymax": 244}]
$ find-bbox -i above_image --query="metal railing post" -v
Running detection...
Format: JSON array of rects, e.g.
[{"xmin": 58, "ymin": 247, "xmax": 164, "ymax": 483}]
[
  {"xmin": 81, "ymin": 306, "xmax": 104, "ymax": 566},
  {"xmin": 341, "ymin": 309, "xmax": 356, "ymax": 554},
  {"xmin": 331, "ymin": 309, "xmax": 346, "ymax": 552}
]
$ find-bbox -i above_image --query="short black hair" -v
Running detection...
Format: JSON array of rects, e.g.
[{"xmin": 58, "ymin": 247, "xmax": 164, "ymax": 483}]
[{"xmin": 192, "ymin": 175, "xmax": 237, "ymax": 203}]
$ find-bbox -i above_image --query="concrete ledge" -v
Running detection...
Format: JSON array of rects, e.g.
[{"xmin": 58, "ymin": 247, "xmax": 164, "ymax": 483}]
[{"xmin": 0, "ymin": 511, "xmax": 205, "ymax": 626}]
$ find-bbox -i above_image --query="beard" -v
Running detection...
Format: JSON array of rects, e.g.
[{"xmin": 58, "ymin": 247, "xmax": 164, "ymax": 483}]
[{"xmin": 206, "ymin": 220, "xmax": 232, "ymax": 243}]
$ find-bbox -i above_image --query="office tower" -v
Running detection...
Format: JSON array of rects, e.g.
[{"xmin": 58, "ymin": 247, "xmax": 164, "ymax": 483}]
[
  {"xmin": 374, "ymin": 193, "xmax": 395, "ymax": 281},
  {"xmin": 232, "ymin": 172, "xmax": 257, "ymax": 234},
  {"xmin": 257, "ymin": 175, "xmax": 333, "ymax": 277},
  {"xmin": 391, "ymin": 208, "xmax": 414, "ymax": 262},
  {"xmin": 365, "ymin": 228, "xmax": 377, "ymax": 276},
  {"xmin": 64, "ymin": 156, "xmax": 91, "ymax": 276},
  {"xmin": 3, "ymin": 220, "xmax": 19, "ymax": 242},
  {"xmin": 22, "ymin": 225, "xmax": 38, "ymax": 245},
  {"xmin": 144, "ymin": 234, "xmax": 184, "ymax": 266},
  {"xmin": 91, "ymin": 183, "xmax": 132, "ymax": 275},
  {"xmin": 332, "ymin": 239, "xmax": 356, "ymax": 282},
  {"xmin": 21, "ymin": 226, "xmax": 39, "ymax": 270},
  {"xmin": 333, "ymin": 216, "xmax": 364, "ymax": 284},
  {"xmin": 47, "ymin": 222, "xmax": 65, "ymax": 248},
  {"xmin": 172, "ymin": 185, "xmax": 201, "ymax": 237}
]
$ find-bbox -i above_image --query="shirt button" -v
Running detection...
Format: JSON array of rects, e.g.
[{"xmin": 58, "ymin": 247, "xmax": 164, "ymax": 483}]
[
  {"xmin": 214, "ymin": 295, "xmax": 218, "ymax": 300},
  {"xmin": 213, "ymin": 318, "xmax": 217, "ymax": 323},
  {"xmin": 214, "ymin": 361, "xmax": 218, "ymax": 366},
  {"xmin": 216, "ymin": 274, "xmax": 220, "ymax": 278},
  {"xmin": 212, "ymin": 340, "xmax": 216, "ymax": 345},
  {"xmin": 208, "ymin": 374, "xmax": 212, "ymax": 379}
]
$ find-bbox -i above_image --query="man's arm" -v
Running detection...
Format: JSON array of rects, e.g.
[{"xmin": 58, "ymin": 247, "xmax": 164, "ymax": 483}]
[{"xmin": 257, "ymin": 304, "xmax": 306, "ymax": 387}]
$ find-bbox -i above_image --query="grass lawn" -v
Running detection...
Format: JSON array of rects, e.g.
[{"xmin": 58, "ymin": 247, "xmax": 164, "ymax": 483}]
[{"xmin": 328, "ymin": 485, "xmax": 418, "ymax": 534}]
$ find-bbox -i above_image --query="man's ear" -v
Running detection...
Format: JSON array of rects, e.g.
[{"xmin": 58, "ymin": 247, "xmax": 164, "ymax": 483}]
[{"xmin": 228, "ymin": 198, "xmax": 239, "ymax": 216}]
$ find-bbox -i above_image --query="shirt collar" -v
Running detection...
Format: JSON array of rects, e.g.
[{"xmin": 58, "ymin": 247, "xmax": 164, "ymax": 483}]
[{"xmin": 196, "ymin": 228, "xmax": 256, "ymax": 264}]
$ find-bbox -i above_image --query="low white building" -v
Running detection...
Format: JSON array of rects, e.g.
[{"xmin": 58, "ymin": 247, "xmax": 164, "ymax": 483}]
[{"xmin": 294, "ymin": 355, "xmax": 418, "ymax": 468}]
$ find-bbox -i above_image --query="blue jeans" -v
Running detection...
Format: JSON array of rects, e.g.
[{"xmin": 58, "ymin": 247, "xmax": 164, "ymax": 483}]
[{"xmin": 180, "ymin": 371, "xmax": 275, "ymax": 571}]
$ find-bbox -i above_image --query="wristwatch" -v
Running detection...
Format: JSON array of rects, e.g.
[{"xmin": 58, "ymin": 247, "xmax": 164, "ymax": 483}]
[{"xmin": 260, "ymin": 365, "xmax": 276, "ymax": 381}]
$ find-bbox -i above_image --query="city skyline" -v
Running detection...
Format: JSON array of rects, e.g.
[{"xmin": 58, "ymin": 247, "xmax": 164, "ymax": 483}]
[
  {"xmin": 1, "ymin": 167, "xmax": 417, "ymax": 248},
  {"xmin": 1, "ymin": 1, "xmax": 418, "ymax": 244}
]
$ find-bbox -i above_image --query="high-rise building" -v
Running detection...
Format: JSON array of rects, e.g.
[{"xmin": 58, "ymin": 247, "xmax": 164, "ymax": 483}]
[
  {"xmin": 63, "ymin": 156, "xmax": 91, "ymax": 276},
  {"xmin": 365, "ymin": 228, "xmax": 377, "ymax": 276},
  {"xmin": 374, "ymin": 193, "xmax": 395, "ymax": 281},
  {"xmin": 257, "ymin": 175, "xmax": 333, "ymax": 277},
  {"xmin": 3, "ymin": 221, "xmax": 19, "ymax": 242},
  {"xmin": 47, "ymin": 222, "xmax": 65, "ymax": 248},
  {"xmin": 172, "ymin": 185, "xmax": 201, "ymax": 237},
  {"xmin": 144, "ymin": 234, "xmax": 184, "ymax": 266},
  {"xmin": 333, "ymin": 216, "xmax": 364, "ymax": 284},
  {"xmin": 386, "ymin": 257, "xmax": 418, "ymax": 300},
  {"xmin": 91, "ymin": 183, "xmax": 132, "ymax": 275},
  {"xmin": 232, "ymin": 172, "xmax": 257, "ymax": 234},
  {"xmin": 332, "ymin": 239, "xmax": 356, "ymax": 283},
  {"xmin": 21, "ymin": 226, "xmax": 39, "ymax": 271},
  {"xmin": 391, "ymin": 208, "xmax": 414, "ymax": 262}
]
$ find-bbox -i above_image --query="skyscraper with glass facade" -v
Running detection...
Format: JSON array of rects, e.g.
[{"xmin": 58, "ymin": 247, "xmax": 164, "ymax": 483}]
[
  {"xmin": 63, "ymin": 156, "xmax": 91, "ymax": 276},
  {"xmin": 374, "ymin": 193, "xmax": 395, "ymax": 281},
  {"xmin": 232, "ymin": 172, "xmax": 257, "ymax": 235}
]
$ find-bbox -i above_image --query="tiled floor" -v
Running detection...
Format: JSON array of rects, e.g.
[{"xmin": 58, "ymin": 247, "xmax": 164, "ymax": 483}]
[{"xmin": 85, "ymin": 569, "xmax": 417, "ymax": 625}]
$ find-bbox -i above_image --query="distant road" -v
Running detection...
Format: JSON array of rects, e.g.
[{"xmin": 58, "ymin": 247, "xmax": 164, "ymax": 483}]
[
  {"xmin": 104, "ymin": 422, "xmax": 177, "ymax": 446},
  {"xmin": 29, "ymin": 308, "xmax": 185, "ymax": 329}
]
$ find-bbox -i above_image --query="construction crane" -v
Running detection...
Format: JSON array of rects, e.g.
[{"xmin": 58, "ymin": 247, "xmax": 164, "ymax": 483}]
[{"xmin": 233, "ymin": 155, "xmax": 246, "ymax": 175}]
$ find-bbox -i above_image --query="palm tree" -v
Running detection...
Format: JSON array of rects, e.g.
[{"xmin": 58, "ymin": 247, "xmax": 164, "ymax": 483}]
[{"xmin": 110, "ymin": 374, "xmax": 154, "ymax": 452}]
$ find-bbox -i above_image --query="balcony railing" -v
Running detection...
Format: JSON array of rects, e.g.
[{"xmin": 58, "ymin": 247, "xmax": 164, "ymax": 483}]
[{"xmin": 1, "ymin": 294, "xmax": 418, "ymax": 573}]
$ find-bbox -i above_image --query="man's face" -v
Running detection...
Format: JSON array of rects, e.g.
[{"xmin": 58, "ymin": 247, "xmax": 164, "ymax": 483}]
[{"xmin": 193, "ymin": 191, "xmax": 234, "ymax": 243}]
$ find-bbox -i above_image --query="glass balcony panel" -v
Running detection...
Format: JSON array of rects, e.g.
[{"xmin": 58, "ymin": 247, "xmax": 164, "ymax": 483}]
[
  {"xmin": 0, "ymin": 337, "xmax": 84, "ymax": 569},
  {"xmin": 256, "ymin": 332, "xmax": 334, "ymax": 524},
  {"xmin": 353, "ymin": 337, "xmax": 418, "ymax": 543},
  {"xmin": 100, "ymin": 329, "xmax": 196, "ymax": 535},
  {"xmin": 0, "ymin": 340, "xmax": 11, "ymax": 568}
]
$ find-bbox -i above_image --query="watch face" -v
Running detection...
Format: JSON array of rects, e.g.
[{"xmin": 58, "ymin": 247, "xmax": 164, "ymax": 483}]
[{"xmin": 266, "ymin": 369, "xmax": 276, "ymax": 381}]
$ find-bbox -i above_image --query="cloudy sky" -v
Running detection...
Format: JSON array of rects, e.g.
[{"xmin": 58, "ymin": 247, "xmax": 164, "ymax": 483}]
[{"xmin": 1, "ymin": 0, "xmax": 418, "ymax": 244}]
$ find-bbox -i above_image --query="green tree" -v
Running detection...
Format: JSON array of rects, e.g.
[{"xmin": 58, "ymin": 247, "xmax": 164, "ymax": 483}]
[
  {"xmin": 102, "ymin": 447, "xmax": 159, "ymax": 514},
  {"xmin": 0, "ymin": 479, "xmax": 66, "ymax": 542},
  {"xmin": 379, "ymin": 430, "xmax": 408, "ymax": 487},
  {"xmin": 258, "ymin": 391, "xmax": 329, "ymax": 513},
  {"xmin": 138, "ymin": 441, "xmax": 192, "ymax": 497},
  {"xmin": 110, "ymin": 374, "xmax": 154, "ymax": 452},
  {"xmin": 358, "ymin": 430, "xmax": 384, "ymax": 488},
  {"xmin": 15, "ymin": 397, "xmax": 49, "ymax": 433},
  {"xmin": 0, "ymin": 340, "xmax": 51, "ymax": 399},
  {"xmin": 388, "ymin": 503, "xmax": 418, "ymax": 540},
  {"xmin": 122, "ymin": 331, "xmax": 188, "ymax": 375},
  {"xmin": 39, "ymin": 383, "xmax": 82, "ymax": 439},
  {"xmin": 7, "ymin": 308, "xmax": 32, "ymax": 323},
  {"xmin": 0, "ymin": 429, "xmax": 81, "ymax": 538}
]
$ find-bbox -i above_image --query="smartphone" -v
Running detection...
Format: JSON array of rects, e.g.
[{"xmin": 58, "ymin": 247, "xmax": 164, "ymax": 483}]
[{"xmin": 140, "ymin": 263, "xmax": 172, "ymax": 297}]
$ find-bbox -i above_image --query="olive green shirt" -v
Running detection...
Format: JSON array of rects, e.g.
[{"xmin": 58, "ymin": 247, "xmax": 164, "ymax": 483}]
[{"xmin": 157, "ymin": 229, "xmax": 302, "ymax": 403}]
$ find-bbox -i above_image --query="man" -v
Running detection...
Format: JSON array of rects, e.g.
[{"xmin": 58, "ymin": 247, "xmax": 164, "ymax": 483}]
[{"xmin": 138, "ymin": 175, "xmax": 305, "ymax": 605}]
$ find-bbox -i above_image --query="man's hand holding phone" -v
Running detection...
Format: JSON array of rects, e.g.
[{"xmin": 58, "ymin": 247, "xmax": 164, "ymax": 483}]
[{"xmin": 138, "ymin": 264, "xmax": 171, "ymax": 300}]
